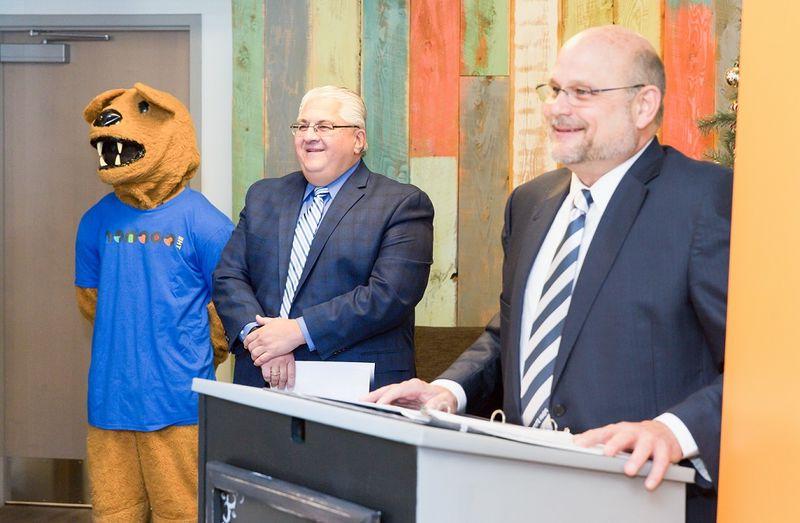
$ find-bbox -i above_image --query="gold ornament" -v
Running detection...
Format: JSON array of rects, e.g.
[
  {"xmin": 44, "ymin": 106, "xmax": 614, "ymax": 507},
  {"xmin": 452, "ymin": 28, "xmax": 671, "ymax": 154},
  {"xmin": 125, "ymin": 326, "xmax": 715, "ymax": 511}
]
[{"xmin": 725, "ymin": 61, "xmax": 739, "ymax": 87}]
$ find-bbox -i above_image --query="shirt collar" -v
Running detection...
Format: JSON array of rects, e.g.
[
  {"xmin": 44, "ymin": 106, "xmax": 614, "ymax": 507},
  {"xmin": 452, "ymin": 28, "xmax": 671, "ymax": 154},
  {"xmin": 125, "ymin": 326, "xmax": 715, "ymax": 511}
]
[
  {"xmin": 568, "ymin": 138, "xmax": 653, "ymax": 213},
  {"xmin": 303, "ymin": 160, "xmax": 361, "ymax": 202}
]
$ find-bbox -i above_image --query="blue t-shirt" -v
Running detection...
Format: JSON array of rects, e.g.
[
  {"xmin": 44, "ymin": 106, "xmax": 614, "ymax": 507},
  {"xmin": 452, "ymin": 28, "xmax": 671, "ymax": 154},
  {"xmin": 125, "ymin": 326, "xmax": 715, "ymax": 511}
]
[{"xmin": 75, "ymin": 189, "xmax": 233, "ymax": 431}]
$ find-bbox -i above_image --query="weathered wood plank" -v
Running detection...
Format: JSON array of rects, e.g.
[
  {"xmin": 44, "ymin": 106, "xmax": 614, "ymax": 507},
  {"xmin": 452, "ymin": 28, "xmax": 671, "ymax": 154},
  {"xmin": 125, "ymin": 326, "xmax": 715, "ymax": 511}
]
[
  {"xmin": 458, "ymin": 77, "xmax": 509, "ymax": 326},
  {"xmin": 714, "ymin": 0, "xmax": 741, "ymax": 113},
  {"xmin": 409, "ymin": 0, "xmax": 459, "ymax": 157},
  {"xmin": 614, "ymin": 0, "xmax": 662, "ymax": 52},
  {"xmin": 232, "ymin": 0, "xmax": 265, "ymax": 217},
  {"xmin": 265, "ymin": 0, "xmax": 308, "ymax": 178},
  {"xmin": 560, "ymin": 0, "xmax": 613, "ymax": 43},
  {"xmin": 362, "ymin": 0, "xmax": 409, "ymax": 182},
  {"xmin": 511, "ymin": 0, "xmax": 558, "ymax": 187},
  {"xmin": 461, "ymin": 0, "xmax": 510, "ymax": 76},
  {"xmin": 308, "ymin": 0, "xmax": 361, "ymax": 91},
  {"xmin": 411, "ymin": 157, "xmax": 458, "ymax": 326},
  {"xmin": 662, "ymin": 0, "xmax": 716, "ymax": 159}
]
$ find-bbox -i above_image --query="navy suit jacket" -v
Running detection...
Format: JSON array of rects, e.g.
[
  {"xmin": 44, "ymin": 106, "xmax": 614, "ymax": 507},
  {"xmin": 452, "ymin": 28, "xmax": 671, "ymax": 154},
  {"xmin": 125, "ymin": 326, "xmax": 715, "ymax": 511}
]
[
  {"xmin": 440, "ymin": 140, "xmax": 731, "ymax": 522},
  {"xmin": 213, "ymin": 162, "xmax": 434, "ymax": 389}
]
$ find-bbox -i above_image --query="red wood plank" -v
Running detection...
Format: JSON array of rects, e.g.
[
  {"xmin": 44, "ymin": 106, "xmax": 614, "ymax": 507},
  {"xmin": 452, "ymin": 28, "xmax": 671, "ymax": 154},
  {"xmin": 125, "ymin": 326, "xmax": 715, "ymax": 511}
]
[
  {"xmin": 662, "ymin": 1, "xmax": 716, "ymax": 159},
  {"xmin": 409, "ymin": 0, "xmax": 460, "ymax": 157}
]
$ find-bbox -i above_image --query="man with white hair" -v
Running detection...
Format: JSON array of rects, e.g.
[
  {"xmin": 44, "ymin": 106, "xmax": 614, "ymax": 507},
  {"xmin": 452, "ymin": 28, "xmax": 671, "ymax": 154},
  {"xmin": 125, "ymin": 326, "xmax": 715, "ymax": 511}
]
[
  {"xmin": 368, "ymin": 26, "xmax": 729, "ymax": 522},
  {"xmin": 213, "ymin": 86, "xmax": 434, "ymax": 391}
]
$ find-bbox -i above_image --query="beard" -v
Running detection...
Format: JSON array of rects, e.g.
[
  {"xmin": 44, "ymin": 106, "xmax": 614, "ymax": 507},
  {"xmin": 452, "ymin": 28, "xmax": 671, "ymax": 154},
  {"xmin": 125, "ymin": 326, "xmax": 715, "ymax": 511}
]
[{"xmin": 549, "ymin": 113, "xmax": 639, "ymax": 166}]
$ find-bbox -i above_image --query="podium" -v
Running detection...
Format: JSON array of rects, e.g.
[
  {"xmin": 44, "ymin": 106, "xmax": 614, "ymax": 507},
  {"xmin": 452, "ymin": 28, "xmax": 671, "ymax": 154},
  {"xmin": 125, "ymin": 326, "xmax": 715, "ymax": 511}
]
[{"xmin": 193, "ymin": 379, "xmax": 694, "ymax": 522}]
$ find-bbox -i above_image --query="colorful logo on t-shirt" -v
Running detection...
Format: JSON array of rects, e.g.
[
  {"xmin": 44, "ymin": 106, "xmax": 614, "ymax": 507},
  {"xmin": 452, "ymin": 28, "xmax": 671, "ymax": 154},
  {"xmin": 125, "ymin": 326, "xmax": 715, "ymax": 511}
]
[{"xmin": 105, "ymin": 230, "xmax": 184, "ymax": 250}]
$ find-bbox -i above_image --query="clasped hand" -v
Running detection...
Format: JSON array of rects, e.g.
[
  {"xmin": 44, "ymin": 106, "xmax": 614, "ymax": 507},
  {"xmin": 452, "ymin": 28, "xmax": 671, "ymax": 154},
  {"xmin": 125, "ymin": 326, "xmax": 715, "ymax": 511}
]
[{"xmin": 244, "ymin": 315, "xmax": 305, "ymax": 388}]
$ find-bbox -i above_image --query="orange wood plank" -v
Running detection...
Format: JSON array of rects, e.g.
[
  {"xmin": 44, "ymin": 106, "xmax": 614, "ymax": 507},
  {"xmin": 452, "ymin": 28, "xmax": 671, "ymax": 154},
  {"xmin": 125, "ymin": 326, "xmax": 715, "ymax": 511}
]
[
  {"xmin": 409, "ymin": 0, "xmax": 460, "ymax": 157},
  {"xmin": 662, "ymin": 1, "xmax": 716, "ymax": 159}
]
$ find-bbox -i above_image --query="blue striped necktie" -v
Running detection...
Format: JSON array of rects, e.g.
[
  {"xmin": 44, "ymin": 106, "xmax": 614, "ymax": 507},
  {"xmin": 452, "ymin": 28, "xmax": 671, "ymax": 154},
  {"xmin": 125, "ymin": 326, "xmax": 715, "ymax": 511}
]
[
  {"xmin": 520, "ymin": 188, "xmax": 593, "ymax": 428},
  {"xmin": 280, "ymin": 186, "xmax": 330, "ymax": 318}
]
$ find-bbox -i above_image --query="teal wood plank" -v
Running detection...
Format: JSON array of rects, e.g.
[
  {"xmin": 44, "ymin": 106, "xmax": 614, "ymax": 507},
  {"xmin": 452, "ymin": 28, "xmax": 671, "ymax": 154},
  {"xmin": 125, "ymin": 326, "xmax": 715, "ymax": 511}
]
[{"xmin": 362, "ymin": 0, "xmax": 409, "ymax": 182}]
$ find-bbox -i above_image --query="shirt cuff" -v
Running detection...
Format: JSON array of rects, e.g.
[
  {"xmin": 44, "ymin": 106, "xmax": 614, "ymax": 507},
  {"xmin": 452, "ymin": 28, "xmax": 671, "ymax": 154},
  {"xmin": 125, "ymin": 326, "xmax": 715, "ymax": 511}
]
[
  {"xmin": 239, "ymin": 321, "xmax": 258, "ymax": 342},
  {"xmin": 296, "ymin": 317, "xmax": 316, "ymax": 351},
  {"xmin": 655, "ymin": 412, "xmax": 712, "ymax": 483},
  {"xmin": 430, "ymin": 379, "xmax": 467, "ymax": 414}
]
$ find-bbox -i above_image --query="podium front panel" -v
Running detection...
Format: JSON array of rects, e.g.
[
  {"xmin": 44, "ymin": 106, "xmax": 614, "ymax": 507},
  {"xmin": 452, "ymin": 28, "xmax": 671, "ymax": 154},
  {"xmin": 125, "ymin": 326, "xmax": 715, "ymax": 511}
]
[{"xmin": 199, "ymin": 395, "xmax": 416, "ymax": 522}]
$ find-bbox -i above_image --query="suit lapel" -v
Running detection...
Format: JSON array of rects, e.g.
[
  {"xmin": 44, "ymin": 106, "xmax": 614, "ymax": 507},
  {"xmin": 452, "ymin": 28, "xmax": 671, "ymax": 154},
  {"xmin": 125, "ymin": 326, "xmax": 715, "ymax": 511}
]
[
  {"xmin": 507, "ymin": 171, "xmax": 570, "ymax": 415},
  {"xmin": 293, "ymin": 163, "xmax": 369, "ymax": 296},
  {"xmin": 551, "ymin": 140, "xmax": 664, "ymax": 388},
  {"xmin": 278, "ymin": 172, "xmax": 308, "ymax": 295}
]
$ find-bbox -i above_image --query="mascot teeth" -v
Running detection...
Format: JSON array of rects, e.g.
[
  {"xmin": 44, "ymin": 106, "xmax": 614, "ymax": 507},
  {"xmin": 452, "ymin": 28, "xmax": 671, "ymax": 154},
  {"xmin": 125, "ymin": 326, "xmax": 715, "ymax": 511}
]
[{"xmin": 90, "ymin": 137, "xmax": 146, "ymax": 170}]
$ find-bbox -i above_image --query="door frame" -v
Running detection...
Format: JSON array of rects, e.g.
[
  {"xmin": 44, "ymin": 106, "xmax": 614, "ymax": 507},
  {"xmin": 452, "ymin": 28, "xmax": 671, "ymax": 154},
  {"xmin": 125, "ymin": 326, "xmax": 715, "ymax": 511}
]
[{"xmin": 0, "ymin": 1, "xmax": 233, "ymax": 503}]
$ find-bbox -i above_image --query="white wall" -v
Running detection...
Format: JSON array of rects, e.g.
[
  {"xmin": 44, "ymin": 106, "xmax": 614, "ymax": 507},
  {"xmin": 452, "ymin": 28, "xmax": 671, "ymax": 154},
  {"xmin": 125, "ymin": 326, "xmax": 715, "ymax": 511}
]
[{"xmin": 1, "ymin": 0, "xmax": 234, "ymax": 216}]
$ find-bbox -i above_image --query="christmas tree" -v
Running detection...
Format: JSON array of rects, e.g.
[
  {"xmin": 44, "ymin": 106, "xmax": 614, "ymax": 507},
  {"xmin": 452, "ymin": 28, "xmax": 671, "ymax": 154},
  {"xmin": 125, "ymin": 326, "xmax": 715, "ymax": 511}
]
[{"xmin": 697, "ymin": 60, "xmax": 739, "ymax": 168}]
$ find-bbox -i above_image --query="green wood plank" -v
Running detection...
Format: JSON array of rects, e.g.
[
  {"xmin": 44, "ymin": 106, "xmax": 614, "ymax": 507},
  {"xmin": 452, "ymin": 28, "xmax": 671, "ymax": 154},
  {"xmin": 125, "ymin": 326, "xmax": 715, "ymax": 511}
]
[
  {"xmin": 461, "ymin": 0, "xmax": 510, "ymax": 76},
  {"xmin": 458, "ymin": 77, "xmax": 510, "ymax": 326},
  {"xmin": 265, "ymin": 0, "xmax": 308, "ymax": 179},
  {"xmin": 232, "ymin": 0, "xmax": 265, "ymax": 217},
  {"xmin": 411, "ymin": 157, "xmax": 457, "ymax": 327},
  {"xmin": 362, "ymin": 0, "xmax": 409, "ymax": 183},
  {"xmin": 308, "ymin": 0, "xmax": 361, "ymax": 91}
]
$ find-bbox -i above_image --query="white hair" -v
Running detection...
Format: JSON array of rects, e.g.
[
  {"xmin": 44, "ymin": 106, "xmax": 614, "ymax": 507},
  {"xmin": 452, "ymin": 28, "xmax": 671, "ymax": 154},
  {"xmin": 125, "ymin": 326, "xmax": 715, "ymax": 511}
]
[{"xmin": 298, "ymin": 86, "xmax": 368, "ymax": 153}]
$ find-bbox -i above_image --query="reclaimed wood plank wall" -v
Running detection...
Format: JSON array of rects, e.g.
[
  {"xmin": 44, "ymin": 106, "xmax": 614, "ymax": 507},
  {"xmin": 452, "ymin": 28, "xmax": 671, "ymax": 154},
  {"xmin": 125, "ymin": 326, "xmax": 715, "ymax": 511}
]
[{"xmin": 231, "ymin": 0, "xmax": 741, "ymax": 326}]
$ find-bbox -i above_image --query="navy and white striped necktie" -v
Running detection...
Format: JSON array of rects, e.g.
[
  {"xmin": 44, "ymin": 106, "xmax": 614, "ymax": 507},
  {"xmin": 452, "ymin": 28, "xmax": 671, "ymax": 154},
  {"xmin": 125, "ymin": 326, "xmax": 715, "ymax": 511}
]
[
  {"xmin": 280, "ymin": 186, "xmax": 330, "ymax": 318},
  {"xmin": 520, "ymin": 188, "xmax": 593, "ymax": 428}
]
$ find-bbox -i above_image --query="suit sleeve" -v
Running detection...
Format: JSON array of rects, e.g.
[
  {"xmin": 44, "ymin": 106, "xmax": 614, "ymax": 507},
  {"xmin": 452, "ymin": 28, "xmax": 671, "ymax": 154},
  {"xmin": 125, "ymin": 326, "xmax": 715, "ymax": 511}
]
[
  {"xmin": 212, "ymin": 187, "xmax": 266, "ymax": 353},
  {"xmin": 301, "ymin": 189, "xmax": 434, "ymax": 359},
  {"xmin": 666, "ymin": 171, "xmax": 732, "ymax": 488},
  {"xmin": 437, "ymin": 187, "xmax": 516, "ymax": 409}
]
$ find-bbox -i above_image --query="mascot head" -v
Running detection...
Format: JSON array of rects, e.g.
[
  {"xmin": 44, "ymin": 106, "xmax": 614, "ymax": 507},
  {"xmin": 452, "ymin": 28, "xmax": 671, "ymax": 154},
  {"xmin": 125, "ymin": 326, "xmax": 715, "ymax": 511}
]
[{"xmin": 83, "ymin": 82, "xmax": 199, "ymax": 209}]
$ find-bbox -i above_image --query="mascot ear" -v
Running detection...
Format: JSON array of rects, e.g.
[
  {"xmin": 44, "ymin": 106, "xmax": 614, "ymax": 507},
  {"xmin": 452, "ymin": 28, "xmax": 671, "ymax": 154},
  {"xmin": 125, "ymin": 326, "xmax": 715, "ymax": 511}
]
[
  {"xmin": 134, "ymin": 82, "xmax": 181, "ymax": 116},
  {"xmin": 83, "ymin": 88, "xmax": 126, "ymax": 124}
]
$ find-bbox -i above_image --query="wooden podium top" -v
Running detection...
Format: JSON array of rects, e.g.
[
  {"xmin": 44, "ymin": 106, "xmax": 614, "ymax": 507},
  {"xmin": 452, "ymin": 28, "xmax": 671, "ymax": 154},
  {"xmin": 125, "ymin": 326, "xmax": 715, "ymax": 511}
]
[{"xmin": 193, "ymin": 378, "xmax": 694, "ymax": 484}]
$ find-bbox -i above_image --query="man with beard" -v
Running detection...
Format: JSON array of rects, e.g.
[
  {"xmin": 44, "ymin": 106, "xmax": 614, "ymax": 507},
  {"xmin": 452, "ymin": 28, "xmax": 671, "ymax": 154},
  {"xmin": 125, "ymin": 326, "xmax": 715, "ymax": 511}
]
[{"xmin": 367, "ymin": 25, "xmax": 730, "ymax": 523}]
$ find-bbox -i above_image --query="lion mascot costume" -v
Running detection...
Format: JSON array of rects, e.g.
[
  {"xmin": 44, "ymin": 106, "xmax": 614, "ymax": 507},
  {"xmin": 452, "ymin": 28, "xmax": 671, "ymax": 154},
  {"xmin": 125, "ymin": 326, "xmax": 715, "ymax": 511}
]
[{"xmin": 74, "ymin": 82, "xmax": 232, "ymax": 522}]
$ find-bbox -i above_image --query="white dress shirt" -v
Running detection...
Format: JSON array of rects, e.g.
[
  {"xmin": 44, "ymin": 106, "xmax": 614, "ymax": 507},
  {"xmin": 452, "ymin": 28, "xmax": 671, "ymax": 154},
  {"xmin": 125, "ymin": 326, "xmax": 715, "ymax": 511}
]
[{"xmin": 434, "ymin": 140, "xmax": 711, "ymax": 481}]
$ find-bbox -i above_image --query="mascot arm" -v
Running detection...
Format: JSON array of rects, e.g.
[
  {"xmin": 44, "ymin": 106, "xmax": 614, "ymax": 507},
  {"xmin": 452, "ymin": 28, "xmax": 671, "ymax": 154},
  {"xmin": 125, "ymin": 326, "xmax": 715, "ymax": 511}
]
[
  {"xmin": 75, "ymin": 286, "xmax": 98, "ymax": 324},
  {"xmin": 207, "ymin": 301, "xmax": 229, "ymax": 369}
]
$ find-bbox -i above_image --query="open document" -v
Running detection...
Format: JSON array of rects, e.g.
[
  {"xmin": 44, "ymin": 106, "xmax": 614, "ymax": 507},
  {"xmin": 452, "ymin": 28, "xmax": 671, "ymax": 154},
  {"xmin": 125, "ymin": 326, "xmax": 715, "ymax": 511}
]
[{"xmin": 338, "ymin": 399, "xmax": 605, "ymax": 456}]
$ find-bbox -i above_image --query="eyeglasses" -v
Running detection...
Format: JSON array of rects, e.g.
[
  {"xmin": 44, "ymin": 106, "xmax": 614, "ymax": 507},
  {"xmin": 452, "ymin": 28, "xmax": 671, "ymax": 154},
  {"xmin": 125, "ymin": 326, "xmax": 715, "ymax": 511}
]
[
  {"xmin": 290, "ymin": 122, "xmax": 360, "ymax": 136},
  {"xmin": 535, "ymin": 83, "xmax": 645, "ymax": 106}
]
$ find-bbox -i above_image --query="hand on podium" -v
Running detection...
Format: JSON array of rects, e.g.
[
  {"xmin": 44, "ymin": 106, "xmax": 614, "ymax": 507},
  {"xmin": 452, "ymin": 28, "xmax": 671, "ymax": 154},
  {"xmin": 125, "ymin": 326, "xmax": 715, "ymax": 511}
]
[
  {"xmin": 574, "ymin": 420, "xmax": 682, "ymax": 491},
  {"xmin": 365, "ymin": 378, "xmax": 457, "ymax": 413}
]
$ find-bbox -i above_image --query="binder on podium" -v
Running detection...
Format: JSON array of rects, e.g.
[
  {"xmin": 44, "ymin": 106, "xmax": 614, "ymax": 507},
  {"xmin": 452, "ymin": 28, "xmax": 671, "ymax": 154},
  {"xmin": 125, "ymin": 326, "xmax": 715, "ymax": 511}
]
[{"xmin": 193, "ymin": 379, "xmax": 694, "ymax": 522}]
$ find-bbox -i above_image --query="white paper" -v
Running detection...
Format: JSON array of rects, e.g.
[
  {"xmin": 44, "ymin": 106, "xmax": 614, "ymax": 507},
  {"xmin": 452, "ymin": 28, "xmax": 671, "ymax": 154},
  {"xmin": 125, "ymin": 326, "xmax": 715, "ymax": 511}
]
[{"xmin": 289, "ymin": 361, "xmax": 375, "ymax": 401}]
